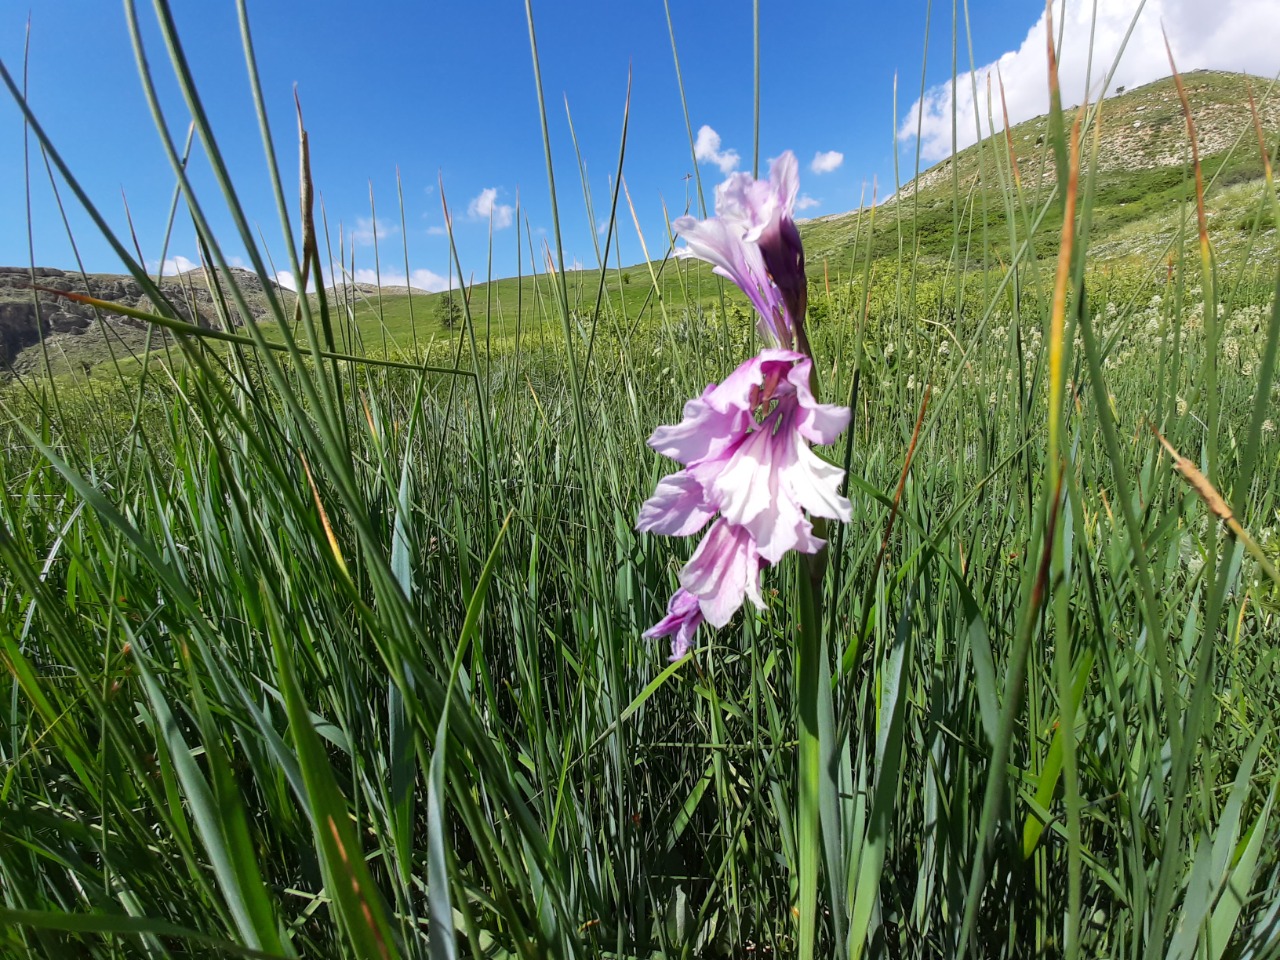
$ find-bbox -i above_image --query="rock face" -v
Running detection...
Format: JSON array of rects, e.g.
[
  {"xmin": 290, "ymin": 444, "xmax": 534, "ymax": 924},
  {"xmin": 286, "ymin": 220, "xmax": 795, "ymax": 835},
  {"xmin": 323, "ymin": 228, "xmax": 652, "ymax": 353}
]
[{"xmin": 0, "ymin": 266, "xmax": 286, "ymax": 377}]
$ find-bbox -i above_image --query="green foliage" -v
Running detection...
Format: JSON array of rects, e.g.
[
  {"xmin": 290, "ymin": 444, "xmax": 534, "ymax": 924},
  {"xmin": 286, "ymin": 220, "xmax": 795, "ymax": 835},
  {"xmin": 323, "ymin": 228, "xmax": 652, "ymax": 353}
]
[
  {"xmin": 435, "ymin": 291, "xmax": 462, "ymax": 330},
  {"xmin": 2, "ymin": 6, "xmax": 1279, "ymax": 960}
]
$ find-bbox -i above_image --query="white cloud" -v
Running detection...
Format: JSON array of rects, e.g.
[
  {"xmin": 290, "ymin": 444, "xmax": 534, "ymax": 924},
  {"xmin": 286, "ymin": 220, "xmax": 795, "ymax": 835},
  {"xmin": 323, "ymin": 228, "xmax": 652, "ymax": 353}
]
[
  {"xmin": 568, "ymin": 257, "xmax": 584, "ymax": 271},
  {"xmin": 694, "ymin": 125, "xmax": 741, "ymax": 174},
  {"xmin": 408, "ymin": 269, "xmax": 450, "ymax": 292},
  {"xmin": 796, "ymin": 194, "xmax": 821, "ymax": 211},
  {"xmin": 899, "ymin": 0, "xmax": 1280, "ymax": 165},
  {"xmin": 348, "ymin": 267, "xmax": 450, "ymax": 293},
  {"xmin": 274, "ymin": 268, "xmax": 329, "ymax": 294},
  {"xmin": 467, "ymin": 188, "xmax": 513, "ymax": 230},
  {"xmin": 426, "ymin": 225, "xmax": 447, "ymax": 236},
  {"xmin": 149, "ymin": 254, "xmax": 200, "ymax": 276},
  {"xmin": 273, "ymin": 260, "xmax": 448, "ymax": 294},
  {"xmin": 351, "ymin": 216, "xmax": 396, "ymax": 246},
  {"xmin": 811, "ymin": 150, "xmax": 844, "ymax": 174}
]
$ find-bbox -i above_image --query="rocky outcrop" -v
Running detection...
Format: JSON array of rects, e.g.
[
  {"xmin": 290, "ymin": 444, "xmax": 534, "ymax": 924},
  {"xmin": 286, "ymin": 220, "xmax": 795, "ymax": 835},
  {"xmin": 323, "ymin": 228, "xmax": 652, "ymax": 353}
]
[{"xmin": 0, "ymin": 266, "xmax": 286, "ymax": 376}]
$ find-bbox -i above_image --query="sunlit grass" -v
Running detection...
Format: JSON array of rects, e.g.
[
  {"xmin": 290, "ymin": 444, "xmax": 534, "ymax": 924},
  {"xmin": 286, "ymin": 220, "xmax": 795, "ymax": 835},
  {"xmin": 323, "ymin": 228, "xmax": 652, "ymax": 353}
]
[{"xmin": 1, "ymin": 2, "xmax": 1279, "ymax": 958}]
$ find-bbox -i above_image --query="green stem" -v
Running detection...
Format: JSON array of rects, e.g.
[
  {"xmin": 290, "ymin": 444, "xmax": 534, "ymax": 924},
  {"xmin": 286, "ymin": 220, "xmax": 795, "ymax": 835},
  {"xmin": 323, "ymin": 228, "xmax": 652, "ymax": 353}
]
[{"xmin": 795, "ymin": 553, "xmax": 824, "ymax": 960}]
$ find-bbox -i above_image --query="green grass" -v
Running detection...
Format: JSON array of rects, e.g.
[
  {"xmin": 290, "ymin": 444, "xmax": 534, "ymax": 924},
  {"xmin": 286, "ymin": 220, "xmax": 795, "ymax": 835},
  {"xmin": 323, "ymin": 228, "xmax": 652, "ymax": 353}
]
[
  {"xmin": 2, "ymin": 4, "xmax": 1280, "ymax": 959},
  {"xmin": 337, "ymin": 263, "xmax": 713, "ymax": 354}
]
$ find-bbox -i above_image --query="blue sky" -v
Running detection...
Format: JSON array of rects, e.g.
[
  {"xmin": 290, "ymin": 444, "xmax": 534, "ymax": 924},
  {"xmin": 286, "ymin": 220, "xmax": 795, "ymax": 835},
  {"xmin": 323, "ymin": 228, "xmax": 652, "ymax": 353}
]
[{"xmin": 1, "ymin": 0, "xmax": 1274, "ymax": 290}]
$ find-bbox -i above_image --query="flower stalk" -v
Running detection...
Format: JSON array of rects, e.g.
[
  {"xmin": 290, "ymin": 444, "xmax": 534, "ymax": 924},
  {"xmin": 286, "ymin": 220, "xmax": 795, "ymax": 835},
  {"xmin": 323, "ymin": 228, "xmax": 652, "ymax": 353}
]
[{"xmin": 637, "ymin": 151, "xmax": 848, "ymax": 955}]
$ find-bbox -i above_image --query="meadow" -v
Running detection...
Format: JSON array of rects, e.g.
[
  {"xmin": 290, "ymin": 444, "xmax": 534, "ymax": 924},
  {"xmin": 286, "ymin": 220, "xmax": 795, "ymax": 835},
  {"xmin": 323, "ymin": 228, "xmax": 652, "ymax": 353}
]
[{"xmin": 1, "ymin": 3, "xmax": 1280, "ymax": 958}]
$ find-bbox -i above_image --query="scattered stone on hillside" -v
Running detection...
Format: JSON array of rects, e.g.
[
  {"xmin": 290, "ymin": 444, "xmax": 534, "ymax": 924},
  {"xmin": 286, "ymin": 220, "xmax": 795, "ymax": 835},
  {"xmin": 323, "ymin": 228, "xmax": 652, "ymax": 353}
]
[
  {"xmin": 891, "ymin": 71, "xmax": 1280, "ymax": 201},
  {"xmin": 0, "ymin": 265, "xmax": 288, "ymax": 377}
]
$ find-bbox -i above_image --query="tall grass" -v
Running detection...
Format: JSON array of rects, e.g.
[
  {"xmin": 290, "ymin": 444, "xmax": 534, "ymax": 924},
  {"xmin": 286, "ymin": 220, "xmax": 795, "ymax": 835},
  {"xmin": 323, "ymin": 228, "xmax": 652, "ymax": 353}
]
[{"xmin": 2, "ymin": 1, "xmax": 1279, "ymax": 957}]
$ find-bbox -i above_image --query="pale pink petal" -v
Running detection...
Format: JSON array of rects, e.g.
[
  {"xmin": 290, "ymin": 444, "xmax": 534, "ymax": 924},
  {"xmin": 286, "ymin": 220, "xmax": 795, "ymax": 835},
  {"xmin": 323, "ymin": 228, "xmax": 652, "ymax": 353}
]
[
  {"xmin": 674, "ymin": 153, "xmax": 808, "ymax": 349},
  {"xmin": 786, "ymin": 359, "xmax": 851, "ymax": 444},
  {"xmin": 673, "ymin": 216, "xmax": 792, "ymax": 348},
  {"xmin": 709, "ymin": 425, "xmax": 776, "ymax": 530},
  {"xmin": 797, "ymin": 402, "xmax": 852, "ymax": 446},
  {"xmin": 679, "ymin": 519, "xmax": 764, "ymax": 628},
  {"xmin": 745, "ymin": 430, "xmax": 818, "ymax": 561},
  {"xmin": 714, "ymin": 154, "xmax": 797, "ymax": 241},
  {"xmin": 714, "ymin": 172, "xmax": 776, "ymax": 241},
  {"xmin": 712, "ymin": 421, "xmax": 824, "ymax": 562},
  {"xmin": 637, "ymin": 472, "xmax": 716, "ymax": 536},
  {"xmin": 671, "ymin": 621, "xmax": 699, "ymax": 659},
  {"xmin": 704, "ymin": 354, "xmax": 765, "ymax": 414},
  {"xmin": 647, "ymin": 386, "xmax": 750, "ymax": 465},
  {"xmin": 751, "ymin": 490, "xmax": 818, "ymax": 562},
  {"xmin": 704, "ymin": 349, "xmax": 805, "ymax": 415},
  {"xmin": 643, "ymin": 588, "xmax": 704, "ymax": 660},
  {"xmin": 769, "ymin": 151, "xmax": 800, "ymax": 214},
  {"xmin": 782, "ymin": 441, "xmax": 853, "ymax": 523}
]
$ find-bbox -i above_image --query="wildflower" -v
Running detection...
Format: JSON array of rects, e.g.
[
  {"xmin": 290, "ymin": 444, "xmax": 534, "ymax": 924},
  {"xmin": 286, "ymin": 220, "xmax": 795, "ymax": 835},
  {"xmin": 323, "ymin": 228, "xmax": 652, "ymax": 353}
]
[
  {"xmin": 673, "ymin": 152, "xmax": 805, "ymax": 349},
  {"xmin": 643, "ymin": 588, "xmax": 705, "ymax": 660},
  {"xmin": 640, "ymin": 156, "xmax": 852, "ymax": 659},
  {"xmin": 638, "ymin": 349, "xmax": 851, "ymax": 578},
  {"xmin": 1263, "ymin": 419, "xmax": 1276, "ymax": 436}
]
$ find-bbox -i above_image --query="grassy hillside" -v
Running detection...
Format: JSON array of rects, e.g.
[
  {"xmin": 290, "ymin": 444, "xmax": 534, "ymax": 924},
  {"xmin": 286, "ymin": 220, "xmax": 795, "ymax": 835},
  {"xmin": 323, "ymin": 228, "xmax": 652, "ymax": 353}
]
[
  {"xmin": 5, "ymin": 71, "xmax": 1275, "ymax": 384},
  {"xmin": 2, "ymin": 10, "xmax": 1280, "ymax": 953},
  {"xmin": 801, "ymin": 71, "xmax": 1279, "ymax": 267},
  {"xmin": 341, "ymin": 70, "xmax": 1278, "ymax": 358}
]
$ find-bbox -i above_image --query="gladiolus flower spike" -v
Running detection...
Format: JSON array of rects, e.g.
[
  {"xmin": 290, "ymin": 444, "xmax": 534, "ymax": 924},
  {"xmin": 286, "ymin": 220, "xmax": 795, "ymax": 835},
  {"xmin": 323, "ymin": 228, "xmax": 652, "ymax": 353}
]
[
  {"xmin": 672, "ymin": 151, "xmax": 807, "ymax": 350},
  {"xmin": 640, "ymin": 152, "xmax": 852, "ymax": 660}
]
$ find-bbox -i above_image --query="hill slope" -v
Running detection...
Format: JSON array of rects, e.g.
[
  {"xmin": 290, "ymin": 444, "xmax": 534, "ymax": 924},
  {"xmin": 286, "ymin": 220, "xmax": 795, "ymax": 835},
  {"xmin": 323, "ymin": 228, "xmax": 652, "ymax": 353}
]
[
  {"xmin": 799, "ymin": 70, "xmax": 1278, "ymax": 267},
  {"xmin": 3, "ymin": 71, "xmax": 1276, "ymax": 379},
  {"xmin": 0, "ymin": 266, "xmax": 293, "ymax": 378}
]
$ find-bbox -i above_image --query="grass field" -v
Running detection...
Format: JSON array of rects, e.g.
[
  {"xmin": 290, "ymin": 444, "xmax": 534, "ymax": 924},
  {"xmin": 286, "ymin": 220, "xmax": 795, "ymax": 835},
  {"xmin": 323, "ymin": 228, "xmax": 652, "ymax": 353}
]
[{"xmin": 2, "ymin": 4, "xmax": 1280, "ymax": 959}]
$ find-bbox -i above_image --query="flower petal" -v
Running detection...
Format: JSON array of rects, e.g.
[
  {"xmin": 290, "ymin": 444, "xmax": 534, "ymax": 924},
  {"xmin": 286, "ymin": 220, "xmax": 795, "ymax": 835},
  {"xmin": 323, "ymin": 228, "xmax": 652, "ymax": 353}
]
[
  {"xmin": 708, "ymin": 424, "xmax": 776, "ymax": 529},
  {"xmin": 679, "ymin": 519, "xmax": 763, "ymax": 628},
  {"xmin": 709, "ymin": 417, "xmax": 824, "ymax": 562},
  {"xmin": 673, "ymin": 215, "xmax": 792, "ymax": 348},
  {"xmin": 785, "ymin": 359, "xmax": 851, "ymax": 444},
  {"xmin": 783, "ymin": 441, "xmax": 853, "ymax": 523},
  {"xmin": 647, "ymin": 386, "xmax": 750, "ymax": 465},
  {"xmin": 704, "ymin": 349, "xmax": 806, "ymax": 415},
  {"xmin": 636, "ymin": 471, "xmax": 716, "ymax": 537},
  {"xmin": 642, "ymin": 588, "xmax": 704, "ymax": 660}
]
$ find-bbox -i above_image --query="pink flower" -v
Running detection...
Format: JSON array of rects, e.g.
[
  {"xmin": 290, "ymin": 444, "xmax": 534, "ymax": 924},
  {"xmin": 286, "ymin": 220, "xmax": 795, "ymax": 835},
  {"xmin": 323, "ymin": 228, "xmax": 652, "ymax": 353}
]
[
  {"xmin": 643, "ymin": 588, "xmax": 704, "ymax": 661},
  {"xmin": 638, "ymin": 350, "xmax": 852, "ymax": 654},
  {"xmin": 673, "ymin": 152, "xmax": 806, "ymax": 349},
  {"xmin": 679, "ymin": 518, "xmax": 766, "ymax": 629},
  {"xmin": 642, "ymin": 151, "xmax": 850, "ymax": 659}
]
